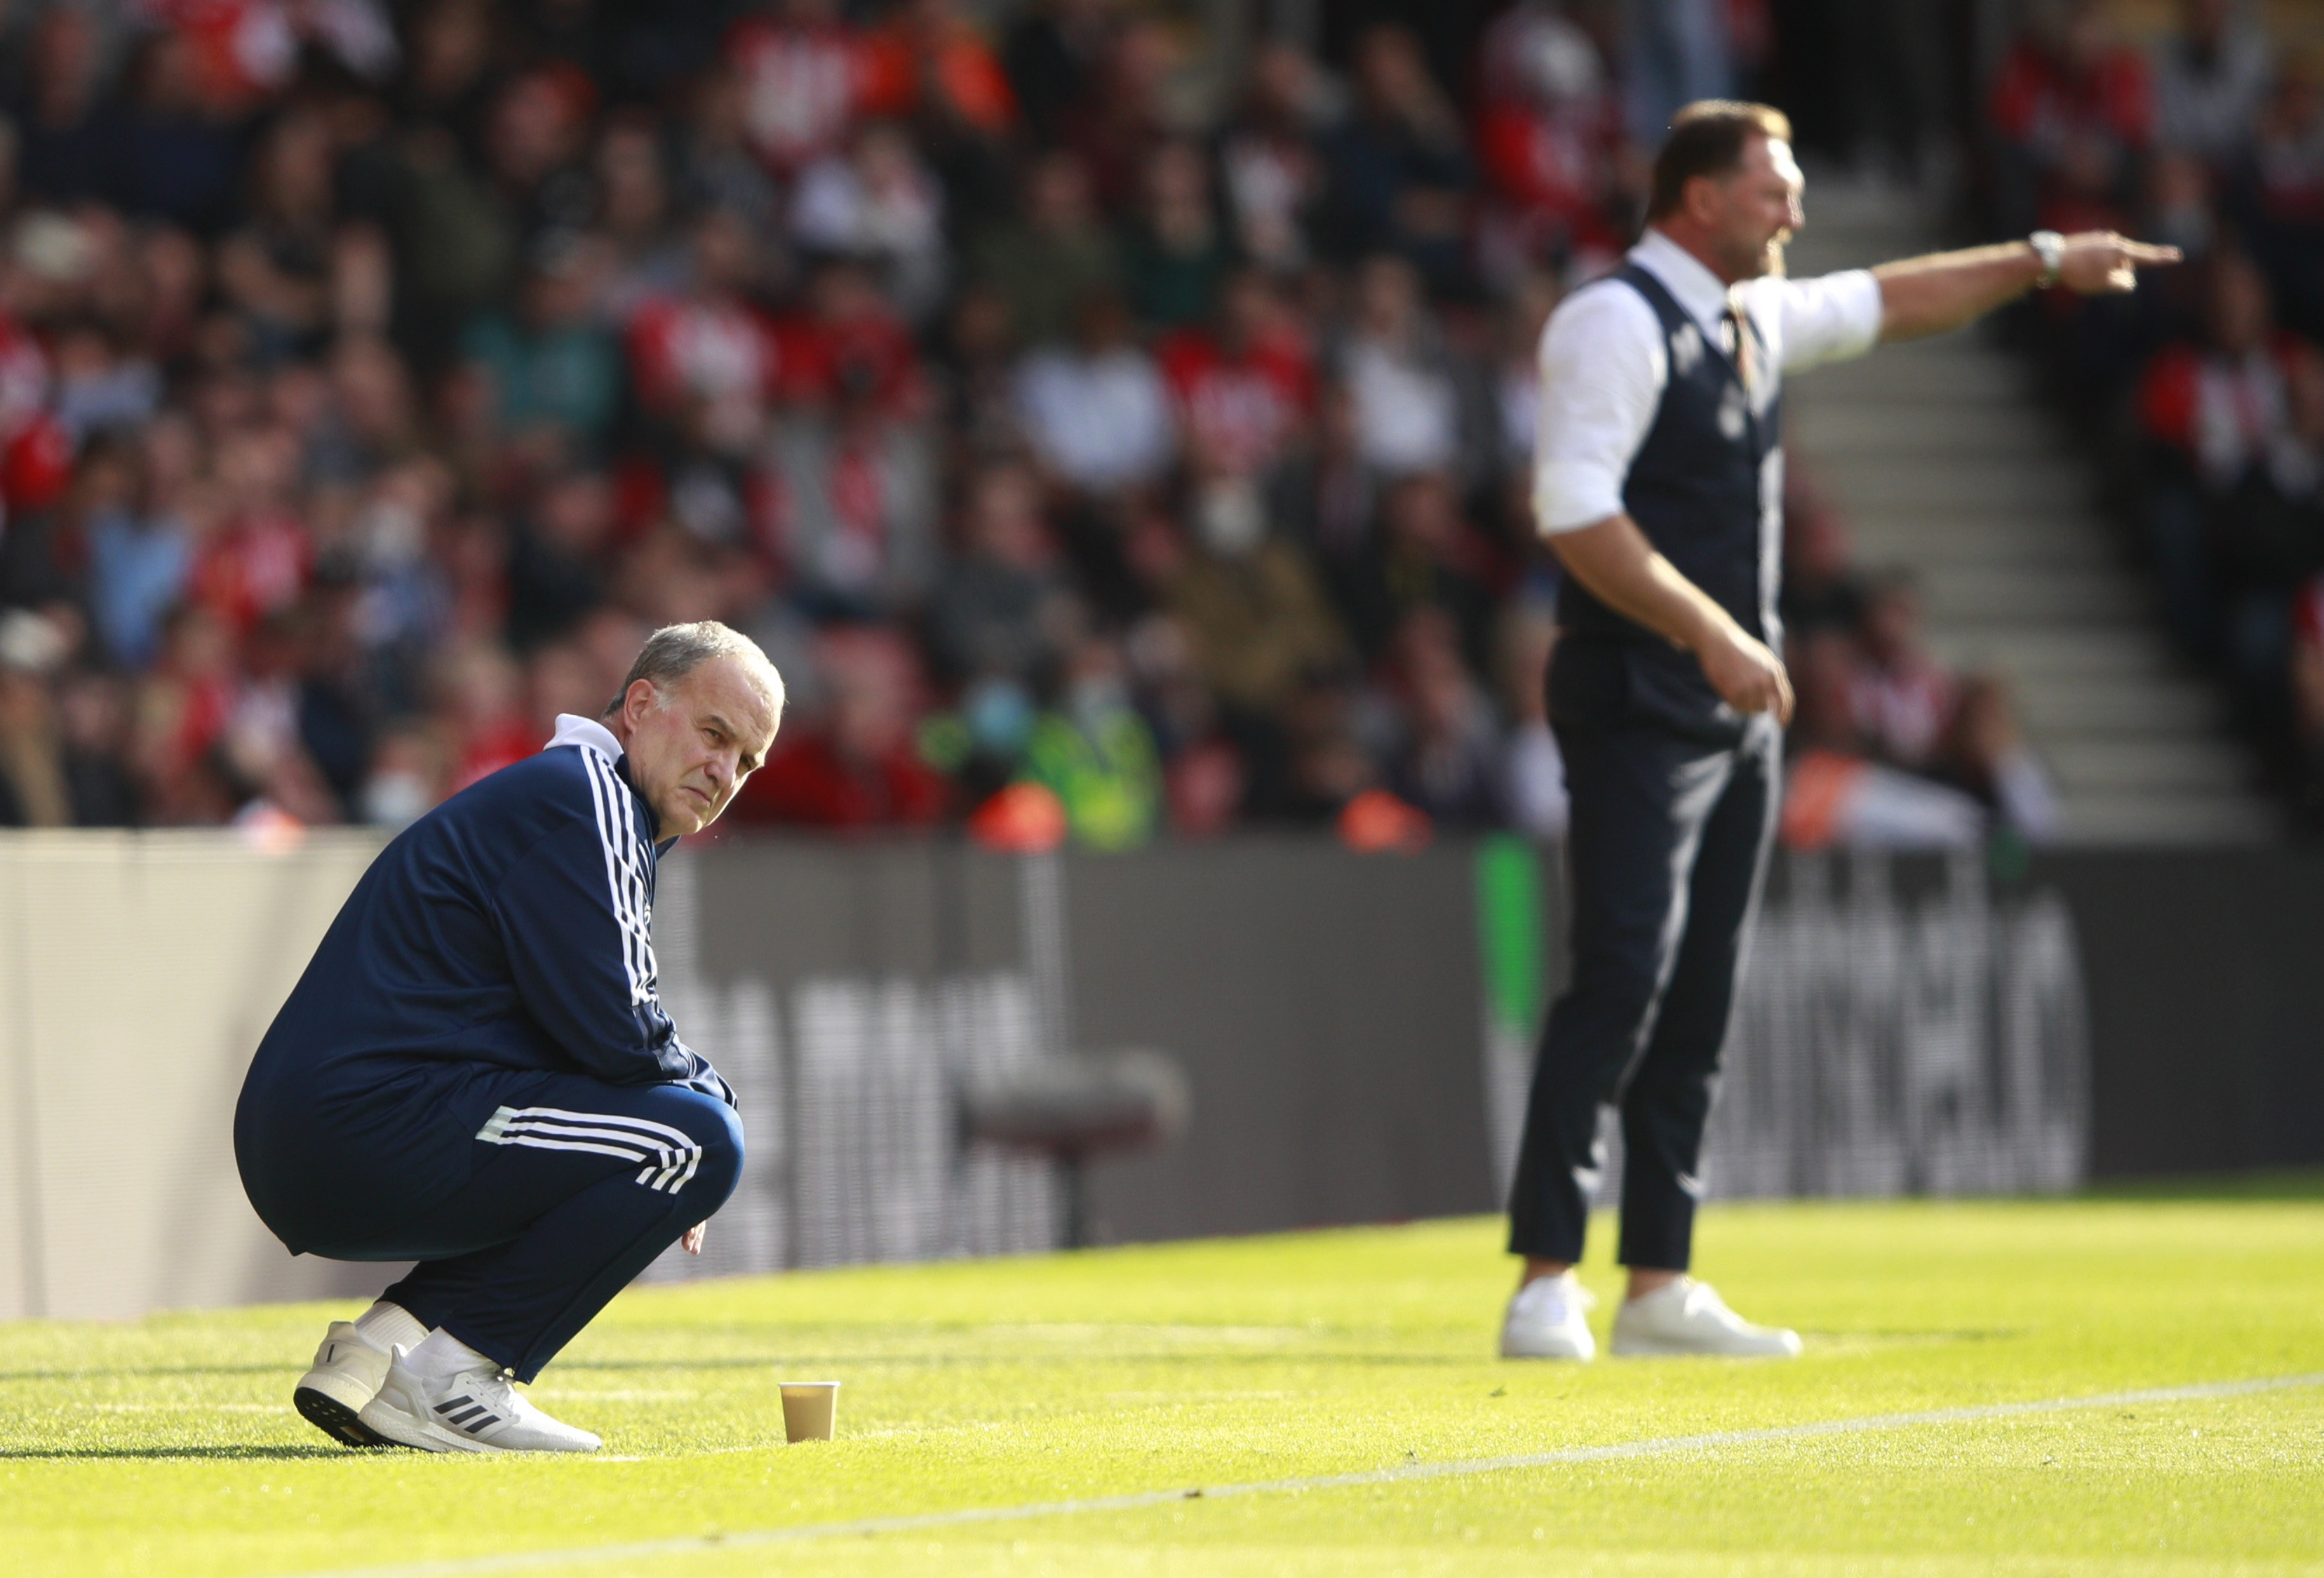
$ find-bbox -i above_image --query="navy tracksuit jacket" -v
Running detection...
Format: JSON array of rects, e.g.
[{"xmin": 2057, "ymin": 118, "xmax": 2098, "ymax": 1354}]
[{"xmin": 235, "ymin": 715, "xmax": 743, "ymax": 1376}]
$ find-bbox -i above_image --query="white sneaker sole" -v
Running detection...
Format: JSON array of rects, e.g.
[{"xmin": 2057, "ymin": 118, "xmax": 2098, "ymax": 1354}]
[
  {"xmin": 295, "ymin": 1332, "xmax": 396, "ymax": 1448},
  {"xmin": 356, "ymin": 1391, "xmax": 506, "ymax": 1455}
]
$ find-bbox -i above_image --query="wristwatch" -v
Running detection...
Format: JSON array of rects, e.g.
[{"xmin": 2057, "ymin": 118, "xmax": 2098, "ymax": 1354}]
[{"xmin": 2029, "ymin": 230, "xmax": 2065, "ymax": 290}]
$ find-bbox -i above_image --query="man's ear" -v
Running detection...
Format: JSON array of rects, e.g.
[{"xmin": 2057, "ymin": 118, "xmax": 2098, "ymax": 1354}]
[
  {"xmin": 620, "ymin": 678, "xmax": 657, "ymax": 726},
  {"xmin": 1684, "ymin": 171, "xmax": 1724, "ymax": 229}
]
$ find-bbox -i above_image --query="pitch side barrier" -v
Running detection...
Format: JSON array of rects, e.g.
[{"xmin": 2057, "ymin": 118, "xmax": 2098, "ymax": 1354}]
[{"xmin": 0, "ymin": 831, "xmax": 2311, "ymax": 1318}]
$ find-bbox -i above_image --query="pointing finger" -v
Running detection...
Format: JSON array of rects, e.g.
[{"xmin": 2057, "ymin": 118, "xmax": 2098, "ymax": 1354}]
[{"xmin": 2121, "ymin": 240, "xmax": 2184, "ymax": 265}]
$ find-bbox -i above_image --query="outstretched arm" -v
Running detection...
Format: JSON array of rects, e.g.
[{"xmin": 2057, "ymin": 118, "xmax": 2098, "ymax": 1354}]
[
  {"xmin": 1550, "ymin": 513, "xmax": 1794, "ymax": 726},
  {"xmin": 1874, "ymin": 232, "xmax": 2182, "ymax": 343}
]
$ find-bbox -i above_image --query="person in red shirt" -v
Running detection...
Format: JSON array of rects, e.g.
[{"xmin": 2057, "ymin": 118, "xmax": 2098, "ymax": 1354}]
[
  {"xmin": 626, "ymin": 210, "xmax": 786, "ymax": 450},
  {"xmin": 133, "ymin": 600, "xmax": 241, "ymax": 821},
  {"xmin": 1471, "ymin": 0, "xmax": 1629, "ymax": 286},
  {"xmin": 1154, "ymin": 267, "xmax": 1317, "ymax": 478},
  {"xmin": 857, "ymin": 0, "xmax": 1018, "ymax": 142},
  {"xmin": 726, "ymin": 0, "xmax": 870, "ymax": 175},
  {"xmin": 730, "ymin": 624, "xmax": 948, "ymax": 828},
  {"xmin": 1989, "ymin": 0, "xmax": 2154, "ymax": 236},
  {"xmin": 772, "ymin": 258, "xmax": 929, "ymax": 420},
  {"xmin": 438, "ymin": 641, "xmax": 541, "ymax": 794},
  {"xmin": 0, "ymin": 305, "xmax": 74, "ymax": 534},
  {"xmin": 189, "ymin": 425, "xmax": 310, "ymax": 637},
  {"xmin": 2135, "ymin": 249, "xmax": 2324, "ymax": 663},
  {"xmin": 2248, "ymin": 60, "xmax": 2324, "ymax": 342}
]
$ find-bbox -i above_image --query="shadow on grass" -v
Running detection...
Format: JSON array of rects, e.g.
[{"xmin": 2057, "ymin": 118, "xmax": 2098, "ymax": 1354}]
[
  {"xmin": 0, "ymin": 1353, "xmax": 1475, "ymax": 1384},
  {"xmin": 2081, "ymin": 1169, "xmax": 2324, "ymax": 1203},
  {"xmin": 0, "ymin": 1363, "xmax": 286, "ymax": 1384},
  {"xmin": 552, "ymin": 1351, "xmax": 1487, "ymax": 1372},
  {"xmin": 0, "ymin": 1443, "xmax": 354, "ymax": 1460}
]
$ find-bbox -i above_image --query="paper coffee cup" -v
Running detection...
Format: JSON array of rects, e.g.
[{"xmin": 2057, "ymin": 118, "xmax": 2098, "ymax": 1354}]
[{"xmin": 780, "ymin": 1381, "xmax": 840, "ymax": 1443}]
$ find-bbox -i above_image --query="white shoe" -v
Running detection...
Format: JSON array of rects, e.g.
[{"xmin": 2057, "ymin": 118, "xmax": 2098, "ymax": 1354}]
[
  {"xmin": 356, "ymin": 1348, "xmax": 602, "ymax": 1455},
  {"xmin": 1499, "ymin": 1272, "xmax": 1598, "ymax": 1360},
  {"xmin": 1609, "ymin": 1278, "xmax": 1802, "ymax": 1358},
  {"xmin": 295, "ymin": 1321, "xmax": 397, "ymax": 1447}
]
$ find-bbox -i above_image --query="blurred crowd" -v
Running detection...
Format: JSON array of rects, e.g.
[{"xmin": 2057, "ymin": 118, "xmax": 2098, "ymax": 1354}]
[
  {"xmin": 0, "ymin": 0, "xmax": 2306, "ymax": 848},
  {"xmin": 0, "ymin": 0, "xmax": 1659, "ymax": 847},
  {"xmin": 1983, "ymin": 0, "xmax": 2324, "ymax": 824}
]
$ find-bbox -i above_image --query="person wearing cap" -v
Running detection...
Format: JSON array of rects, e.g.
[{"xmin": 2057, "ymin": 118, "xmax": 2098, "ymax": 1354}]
[{"xmin": 1501, "ymin": 100, "xmax": 2177, "ymax": 1361}]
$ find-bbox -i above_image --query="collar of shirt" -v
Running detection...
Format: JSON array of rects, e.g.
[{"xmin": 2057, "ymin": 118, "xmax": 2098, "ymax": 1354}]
[
  {"xmin": 548, "ymin": 712, "xmax": 671, "ymax": 845},
  {"xmin": 1630, "ymin": 227, "xmax": 1744, "ymax": 343},
  {"xmin": 547, "ymin": 713, "xmax": 623, "ymax": 759}
]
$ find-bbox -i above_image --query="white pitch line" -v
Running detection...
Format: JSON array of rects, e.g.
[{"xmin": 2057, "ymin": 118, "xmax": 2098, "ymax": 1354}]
[{"xmin": 295, "ymin": 1372, "xmax": 2324, "ymax": 1578}]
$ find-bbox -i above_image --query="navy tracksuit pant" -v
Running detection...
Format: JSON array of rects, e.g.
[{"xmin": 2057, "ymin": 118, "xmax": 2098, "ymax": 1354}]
[
  {"xmin": 1505, "ymin": 709, "xmax": 1778, "ymax": 1271},
  {"xmin": 276, "ymin": 1070, "xmax": 741, "ymax": 1383}
]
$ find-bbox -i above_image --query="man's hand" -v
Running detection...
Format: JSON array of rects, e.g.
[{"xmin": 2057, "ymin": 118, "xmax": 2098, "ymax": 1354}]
[
  {"xmin": 1549, "ymin": 514, "xmax": 1794, "ymax": 727},
  {"xmin": 681, "ymin": 1222, "xmax": 707, "ymax": 1255},
  {"xmin": 1876, "ymin": 233, "xmax": 2183, "ymax": 340},
  {"xmin": 1694, "ymin": 621, "xmax": 1794, "ymax": 726},
  {"xmin": 2057, "ymin": 232, "xmax": 2183, "ymax": 295}
]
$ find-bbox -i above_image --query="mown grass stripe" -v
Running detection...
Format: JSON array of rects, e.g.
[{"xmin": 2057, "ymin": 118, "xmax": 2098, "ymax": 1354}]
[{"xmin": 296, "ymin": 1370, "xmax": 2324, "ymax": 1577}]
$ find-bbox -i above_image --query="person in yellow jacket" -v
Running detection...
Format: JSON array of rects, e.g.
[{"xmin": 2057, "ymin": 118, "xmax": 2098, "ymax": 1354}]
[{"xmin": 1021, "ymin": 634, "xmax": 1163, "ymax": 851}]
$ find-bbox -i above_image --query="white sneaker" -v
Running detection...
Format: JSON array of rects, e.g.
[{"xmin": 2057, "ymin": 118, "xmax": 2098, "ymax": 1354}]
[
  {"xmin": 1499, "ymin": 1272, "xmax": 1599, "ymax": 1360},
  {"xmin": 1609, "ymin": 1278, "xmax": 1802, "ymax": 1358},
  {"xmin": 356, "ymin": 1348, "xmax": 602, "ymax": 1455},
  {"xmin": 295, "ymin": 1321, "xmax": 396, "ymax": 1447}
]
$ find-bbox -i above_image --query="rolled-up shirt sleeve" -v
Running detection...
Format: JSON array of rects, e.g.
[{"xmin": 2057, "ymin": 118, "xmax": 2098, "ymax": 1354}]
[
  {"xmin": 1531, "ymin": 283, "xmax": 1667, "ymax": 535},
  {"xmin": 1771, "ymin": 267, "xmax": 1883, "ymax": 372}
]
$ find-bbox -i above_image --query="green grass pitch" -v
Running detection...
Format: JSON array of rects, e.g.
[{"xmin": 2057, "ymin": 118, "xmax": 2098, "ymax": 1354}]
[{"xmin": 5, "ymin": 1188, "xmax": 2323, "ymax": 1577}]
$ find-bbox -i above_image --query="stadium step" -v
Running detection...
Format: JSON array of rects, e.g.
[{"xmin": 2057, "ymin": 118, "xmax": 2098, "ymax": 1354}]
[
  {"xmin": 1841, "ymin": 520, "xmax": 2116, "ymax": 569},
  {"xmin": 1921, "ymin": 624, "xmax": 2179, "ymax": 681},
  {"xmin": 1914, "ymin": 565, "xmax": 2150, "ymax": 624},
  {"xmin": 2040, "ymin": 736, "xmax": 2252, "ymax": 794},
  {"xmin": 1791, "ymin": 403, "xmax": 2057, "ymax": 457},
  {"xmin": 1783, "ymin": 175, "xmax": 2278, "ymax": 844},
  {"xmin": 1796, "ymin": 350, "xmax": 2030, "ymax": 406},
  {"xmin": 2042, "ymin": 791, "xmax": 2274, "ymax": 843},
  {"xmin": 2011, "ymin": 675, "xmax": 2226, "ymax": 735},
  {"xmin": 1808, "ymin": 457, "xmax": 2093, "ymax": 514}
]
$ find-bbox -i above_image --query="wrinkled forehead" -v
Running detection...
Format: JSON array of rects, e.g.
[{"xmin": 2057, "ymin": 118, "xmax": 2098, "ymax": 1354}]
[{"xmin": 674, "ymin": 657, "xmax": 782, "ymax": 743}]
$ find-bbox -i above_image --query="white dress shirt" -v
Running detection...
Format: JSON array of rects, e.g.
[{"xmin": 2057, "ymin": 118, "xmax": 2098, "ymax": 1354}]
[{"xmin": 1531, "ymin": 227, "xmax": 1884, "ymax": 536}]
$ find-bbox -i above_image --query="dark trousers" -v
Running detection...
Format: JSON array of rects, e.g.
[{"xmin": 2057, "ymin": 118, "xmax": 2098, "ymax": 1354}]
[
  {"xmin": 1505, "ymin": 714, "xmax": 1778, "ymax": 1270},
  {"xmin": 304, "ymin": 1072, "xmax": 743, "ymax": 1382}
]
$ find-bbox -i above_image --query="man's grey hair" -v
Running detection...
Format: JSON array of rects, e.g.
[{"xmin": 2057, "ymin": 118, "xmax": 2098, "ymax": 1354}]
[{"xmin": 606, "ymin": 621, "xmax": 786, "ymax": 718}]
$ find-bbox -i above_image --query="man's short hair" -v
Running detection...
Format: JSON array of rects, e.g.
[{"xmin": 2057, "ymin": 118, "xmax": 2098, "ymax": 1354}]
[
  {"xmin": 608, "ymin": 621, "xmax": 786, "ymax": 718},
  {"xmin": 1646, "ymin": 101, "xmax": 1794, "ymax": 222}
]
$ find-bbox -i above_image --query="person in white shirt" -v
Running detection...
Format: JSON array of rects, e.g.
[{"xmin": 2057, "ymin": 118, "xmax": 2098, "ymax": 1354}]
[
  {"xmin": 1500, "ymin": 100, "xmax": 2176, "ymax": 1363},
  {"xmin": 1013, "ymin": 294, "xmax": 1177, "ymax": 495}
]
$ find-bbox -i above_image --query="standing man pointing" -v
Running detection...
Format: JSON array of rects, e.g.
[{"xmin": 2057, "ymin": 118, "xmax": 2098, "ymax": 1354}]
[{"xmin": 1500, "ymin": 102, "xmax": 2175, "ymax": 1361}]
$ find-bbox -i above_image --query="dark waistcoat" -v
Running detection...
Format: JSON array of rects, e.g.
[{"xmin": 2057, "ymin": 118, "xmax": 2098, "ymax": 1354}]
[{"xmin": 1552, "ymin": 262, "xmax": 1781, "ymax": 745}]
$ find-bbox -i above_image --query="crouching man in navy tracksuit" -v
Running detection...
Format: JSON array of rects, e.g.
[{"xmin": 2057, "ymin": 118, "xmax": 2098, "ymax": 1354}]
[{"xmin": 236, "ymin": 621, "xmax": 781, "ymax": 1454}]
